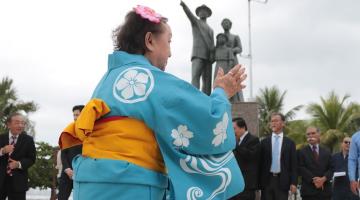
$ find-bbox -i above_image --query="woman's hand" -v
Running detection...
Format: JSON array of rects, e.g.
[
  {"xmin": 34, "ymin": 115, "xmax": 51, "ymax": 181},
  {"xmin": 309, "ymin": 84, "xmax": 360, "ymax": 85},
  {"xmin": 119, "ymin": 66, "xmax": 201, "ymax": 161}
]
[{"xmin": 213, "ymin": 64, "xmax": 247, "ymax": 98}]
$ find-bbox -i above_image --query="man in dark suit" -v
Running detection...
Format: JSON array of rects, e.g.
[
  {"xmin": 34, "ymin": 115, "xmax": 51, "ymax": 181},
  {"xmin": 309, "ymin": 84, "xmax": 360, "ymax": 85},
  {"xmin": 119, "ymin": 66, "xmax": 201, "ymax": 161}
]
[
  {"xmin": 298, "ymin": 126, "xmax": 333, "ymax": 200},
  {"xmin": 0, "ymin": 113, "xmax": 36, "ymax": 200},
  {"xmin": 259, "ymin": 112, "xmax": 297, "ymax": 200},
  {"xmin": 332, "ymin": 137, "xmax": 359, "ymax": 200},
  {"xmin": 230, "ymin": 117, "xmax": 260, "ymax": 200},
  {"xmin": 58, "ymin": 105, "xmax": 84, "ymax": 200}
]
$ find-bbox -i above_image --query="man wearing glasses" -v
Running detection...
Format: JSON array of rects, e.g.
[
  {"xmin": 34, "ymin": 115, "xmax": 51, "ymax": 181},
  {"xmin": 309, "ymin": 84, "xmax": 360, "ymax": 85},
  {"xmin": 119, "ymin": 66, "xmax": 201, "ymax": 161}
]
[
  {"xmin": 0, "ymin": 113, "xmax": 36, "ymax": 200},
  {"xmin": 349, "ymin": 131, "xmax": 360, "ymax": 197},
  {"xmin": 332, "ymin": 137, "xmax": 359, "ymax": 200}
]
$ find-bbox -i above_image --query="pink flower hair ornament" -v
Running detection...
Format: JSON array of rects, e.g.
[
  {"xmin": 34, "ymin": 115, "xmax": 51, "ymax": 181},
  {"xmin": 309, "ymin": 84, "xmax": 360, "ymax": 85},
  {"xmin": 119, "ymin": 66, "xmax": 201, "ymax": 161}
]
[{"xmin": 134, "ymin": 5, "xmax": 162, "ymax": 24}]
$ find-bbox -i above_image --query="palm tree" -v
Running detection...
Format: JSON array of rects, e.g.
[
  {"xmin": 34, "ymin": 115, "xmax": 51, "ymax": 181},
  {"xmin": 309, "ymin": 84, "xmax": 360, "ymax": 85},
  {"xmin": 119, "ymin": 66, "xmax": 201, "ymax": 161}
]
[
  {"xmin": 256, "ymin": 86, "xmax": 303, "ymax": 137},
  {"xmin": 306, "ymin": 91, "xmax": 360, "ymax": 152},
  {"xmin": 0, "ymin": 77, "xmax": 38, "ymax": 134},
  {"xmin": 287, "ymin": 119, "xmax": 309, "ymax": 149}
]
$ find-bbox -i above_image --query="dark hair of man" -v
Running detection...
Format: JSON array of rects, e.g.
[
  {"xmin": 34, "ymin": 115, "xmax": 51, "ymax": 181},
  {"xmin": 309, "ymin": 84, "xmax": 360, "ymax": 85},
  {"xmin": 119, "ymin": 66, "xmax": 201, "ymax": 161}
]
[
  {"xmin": 112, "ymin": 11, "xmax": 168, "ymax": 54},
  {"xmin": 72, "ymin": 105, "xmax": 85, "ymax": 112},
  {"xmin": 232, "ymin": 117, "xmax": 248, "ymax": 131},
  {"xmin": 6, "ymin": 112, "xmax": 23, "ymax": 124},
  {"xmin": 270, "ymin": 112, "xmax": 286, "ymax": 122}
]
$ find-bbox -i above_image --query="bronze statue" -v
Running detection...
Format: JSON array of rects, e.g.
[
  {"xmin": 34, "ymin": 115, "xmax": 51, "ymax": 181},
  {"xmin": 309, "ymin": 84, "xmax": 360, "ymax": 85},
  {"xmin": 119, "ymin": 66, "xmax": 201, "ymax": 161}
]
[
  {"xmin": 180, "ymin": 1, "xmax": 214, "ymax": 95},
  {"xmin": 214, "ymin": 33, "xmax": 235, "ymax": 76},
  {"xmin": 221, "ymin": 18, "xmax": 244, "ymax": 102}
]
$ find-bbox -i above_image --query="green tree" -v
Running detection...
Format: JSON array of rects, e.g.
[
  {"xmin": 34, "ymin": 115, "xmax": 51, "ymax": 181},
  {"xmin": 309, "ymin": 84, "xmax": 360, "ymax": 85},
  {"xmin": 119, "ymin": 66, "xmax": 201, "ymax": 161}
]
[
  {"xmin": 306, "ymin": 91, "xmax": 360, "ymax": 152},
  {"xmin": 256, "ymin": 86, "xmax": 303, "ymax": 137},
  {"xmin": 0, "ymin": 77, "xmax": 37, "ymax": 134},
  {"xmin": 286, "ymin": 120, "xmax": 309, "ymax": 149},
  {"xmin": 28, "ymin": 142, "xmax": 55, "ymax": 189}
]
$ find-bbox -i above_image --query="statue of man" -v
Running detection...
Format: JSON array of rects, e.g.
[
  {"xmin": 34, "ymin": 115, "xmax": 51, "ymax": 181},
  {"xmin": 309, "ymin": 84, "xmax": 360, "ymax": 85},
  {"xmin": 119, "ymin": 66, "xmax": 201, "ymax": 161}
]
[
  {"xmin": 221, "ymin": 18, "xmax": 244, "ymax": 102},
  {"xmin": 180, "ymin": 1, "xmax": 214, "ymax": 95}
]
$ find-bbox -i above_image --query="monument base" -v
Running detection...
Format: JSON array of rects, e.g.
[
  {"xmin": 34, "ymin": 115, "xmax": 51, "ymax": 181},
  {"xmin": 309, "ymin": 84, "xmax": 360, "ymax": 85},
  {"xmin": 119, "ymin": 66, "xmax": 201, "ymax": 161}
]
[{"xmin": 231, "ymin": 102, "xmax": 259, "ymax": 137}]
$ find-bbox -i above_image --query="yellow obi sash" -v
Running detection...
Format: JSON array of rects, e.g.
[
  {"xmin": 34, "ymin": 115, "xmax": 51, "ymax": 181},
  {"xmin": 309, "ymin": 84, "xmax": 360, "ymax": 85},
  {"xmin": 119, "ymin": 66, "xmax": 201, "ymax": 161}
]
[
  {"xmin": 59, "ymin": 123, "xmax": 82, "ymax": 149},
  {"xmin": 58, "ymin": 99, "xmax": 166, "ymax": 174}
]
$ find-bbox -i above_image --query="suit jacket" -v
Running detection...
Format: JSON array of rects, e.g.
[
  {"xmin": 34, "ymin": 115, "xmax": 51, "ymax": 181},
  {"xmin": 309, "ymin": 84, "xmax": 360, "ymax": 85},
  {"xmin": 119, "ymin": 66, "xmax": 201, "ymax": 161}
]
[
  {"xmin": 259, "ymin": 135, "xmax": 297, "ymax": 191},
  {"xmin": 233, "ymin": 132, "xmax": 260, "ymax": 190},
  {"xmin": 61, "ymin": 144, "xmax": 82, "ymax": 171},
  {"xmin": 332, "ymin": 152, "xmax": 350, "ymax": 189},
  {"xmin": 298, "ymin": 145, "xmax": 333, "ymax": 197},
  {"xmin": 0, "ymin": 132, "xmax": 36, "ymax": 192},
  {"xmin": 331, "ymin": 152, "xmax": 360, "ymax": 200}
]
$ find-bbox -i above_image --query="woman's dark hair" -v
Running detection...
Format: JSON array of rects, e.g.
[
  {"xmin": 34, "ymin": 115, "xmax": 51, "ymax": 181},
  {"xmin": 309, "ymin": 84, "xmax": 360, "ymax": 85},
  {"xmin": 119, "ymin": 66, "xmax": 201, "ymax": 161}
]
[{"xmin": 113, "ymin": 11, "xmax": 168, "ymax": 54}]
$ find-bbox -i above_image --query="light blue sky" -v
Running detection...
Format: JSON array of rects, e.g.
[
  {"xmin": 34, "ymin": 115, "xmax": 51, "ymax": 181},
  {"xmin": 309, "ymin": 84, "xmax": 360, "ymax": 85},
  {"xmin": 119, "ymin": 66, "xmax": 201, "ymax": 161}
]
[{"xmin": 1, "ymin": 0, "xmax": 359, "ymax": 145}]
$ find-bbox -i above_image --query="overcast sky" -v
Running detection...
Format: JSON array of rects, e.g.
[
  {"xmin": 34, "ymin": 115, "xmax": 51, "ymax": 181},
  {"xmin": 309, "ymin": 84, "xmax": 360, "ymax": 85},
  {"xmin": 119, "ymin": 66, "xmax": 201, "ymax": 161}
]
[{"xmin": 1, "ymin": 0, "xmax": 359, "ymax": 145}]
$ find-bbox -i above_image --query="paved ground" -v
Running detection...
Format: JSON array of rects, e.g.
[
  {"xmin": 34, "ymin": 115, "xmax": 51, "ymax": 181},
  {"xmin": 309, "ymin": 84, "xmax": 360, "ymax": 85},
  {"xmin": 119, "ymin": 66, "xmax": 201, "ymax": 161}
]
[{"xmin": 27, "ymin": 188, "xmax": 73, "ymax": 200}]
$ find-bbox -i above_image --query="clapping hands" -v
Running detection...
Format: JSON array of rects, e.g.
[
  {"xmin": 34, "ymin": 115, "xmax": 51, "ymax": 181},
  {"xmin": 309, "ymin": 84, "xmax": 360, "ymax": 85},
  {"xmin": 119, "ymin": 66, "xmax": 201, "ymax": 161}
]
[{"xmin": 213, "ymin": 64, "xmax": 247, "ymax": 98}]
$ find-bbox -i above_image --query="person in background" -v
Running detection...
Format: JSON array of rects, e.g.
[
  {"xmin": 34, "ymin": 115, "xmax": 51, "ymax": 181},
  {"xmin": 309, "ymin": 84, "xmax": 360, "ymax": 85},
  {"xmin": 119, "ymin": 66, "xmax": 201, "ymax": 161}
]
[
  {"xmin": 259, "ymin": 112, "xmax": 297, "ymax": 200},
  {"xmin": 0, "ymin": 113, "xmax": 36, "ymax": 200},
  {"xmin": 55, "ymin": 147, "xmax": 62, "ymax": 193},
  {"xmin": 58, "ymin": 105, "xmax": 84, "ymax": 200},
  {"xmin": 298, "ymin": 127, "xmax": 332, "ymax": 200},
  {"xmin": 332, "ymin": 137, "xmax": 359, "ymax": 200},
  {"xmin": 56, "ymin": 148, "xmax": 62, "ymax": 182},
  {"xmin": 230, "ymin": 117, "xmax": 260, "ymax": 200},
  {"xmin": 348, "ymin": 130, "xmax": 360, "ymax": 196}
]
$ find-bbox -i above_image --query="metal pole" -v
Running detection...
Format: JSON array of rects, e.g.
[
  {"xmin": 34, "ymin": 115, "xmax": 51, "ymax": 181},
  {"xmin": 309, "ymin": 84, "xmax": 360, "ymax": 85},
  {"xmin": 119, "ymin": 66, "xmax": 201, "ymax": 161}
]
[
  {"xmin": 248, "ymin": 0, "xmax": 253, "ymax": 100},
  {"xmin": 247, "ymin": 0, "xmax": 268, "ymax": 101}
]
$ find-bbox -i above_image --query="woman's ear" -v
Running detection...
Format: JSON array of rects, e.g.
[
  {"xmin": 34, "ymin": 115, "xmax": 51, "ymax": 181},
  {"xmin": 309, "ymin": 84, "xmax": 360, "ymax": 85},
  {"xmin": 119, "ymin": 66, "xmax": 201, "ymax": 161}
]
[{"xmin": 144, "ymin": 32, "xmax": 154, "ymax": 51}]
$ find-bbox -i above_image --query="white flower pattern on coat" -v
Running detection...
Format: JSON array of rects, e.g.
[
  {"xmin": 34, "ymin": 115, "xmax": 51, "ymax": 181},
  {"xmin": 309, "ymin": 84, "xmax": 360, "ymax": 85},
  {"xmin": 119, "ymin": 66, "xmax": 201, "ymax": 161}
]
[
  {"xmin": 115, "ymin": 69, "xmax": 149, "ymax": 99},
  {"xmin": 113, "ymin": 67, "xmax": 154, "ymax": 104},
  {"xmin": 212, "ymin": 113, "xmax": 229, "ymax": 147},
  {"xmin": 171, "ymin": 125, "xmax": 194, "ymax": 148}
]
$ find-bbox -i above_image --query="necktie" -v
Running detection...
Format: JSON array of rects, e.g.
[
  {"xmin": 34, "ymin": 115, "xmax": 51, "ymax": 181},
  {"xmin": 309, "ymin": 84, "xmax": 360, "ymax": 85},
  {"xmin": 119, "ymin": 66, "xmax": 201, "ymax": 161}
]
[
  {"xmin": 7, "ymin": 135, "xmax": 17, "ymax": 176},
  {"xmin": 312, "ymin": 145, "xmax": 319, "ymax": 161},
  {"xmin": 271, "ymin": 135, "xmax": 280, "ymax": 173},
  {"xmin": 10, "ymin": 135, "xmax": 16, "ymax": 145}
]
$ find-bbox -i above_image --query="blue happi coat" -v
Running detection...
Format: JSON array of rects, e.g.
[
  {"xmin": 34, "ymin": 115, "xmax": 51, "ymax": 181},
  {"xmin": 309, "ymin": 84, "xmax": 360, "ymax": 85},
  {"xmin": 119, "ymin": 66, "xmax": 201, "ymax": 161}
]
[{"xmin": 74, "ymin": 51, "xmax": 244, "ymax": 200}]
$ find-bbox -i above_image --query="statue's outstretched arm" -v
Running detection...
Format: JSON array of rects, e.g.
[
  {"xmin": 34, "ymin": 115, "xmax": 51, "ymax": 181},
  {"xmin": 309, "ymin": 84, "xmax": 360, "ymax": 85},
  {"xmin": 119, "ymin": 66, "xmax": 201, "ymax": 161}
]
[{"xmin": 180, "ymin": 1, "xmax": 197, "ymax": 24}]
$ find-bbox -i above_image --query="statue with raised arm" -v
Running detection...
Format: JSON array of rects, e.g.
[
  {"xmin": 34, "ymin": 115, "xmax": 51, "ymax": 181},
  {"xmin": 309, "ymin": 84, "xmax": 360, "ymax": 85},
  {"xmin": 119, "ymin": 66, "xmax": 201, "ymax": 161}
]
[
  {"xmin": 221, "ymin": 18, "xmax": 244, "ymax": 102},
  {"xmin": 180, "ymin": 1, "xmax": 214, "ymax": 95}
]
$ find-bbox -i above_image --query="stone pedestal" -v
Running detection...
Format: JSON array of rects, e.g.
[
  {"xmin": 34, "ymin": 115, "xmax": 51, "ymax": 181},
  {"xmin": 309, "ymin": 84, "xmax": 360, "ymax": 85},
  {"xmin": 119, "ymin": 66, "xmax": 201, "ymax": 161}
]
[{"xmin": 231, "ymin": 102, "xmax": 259, "ymax": 137}]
